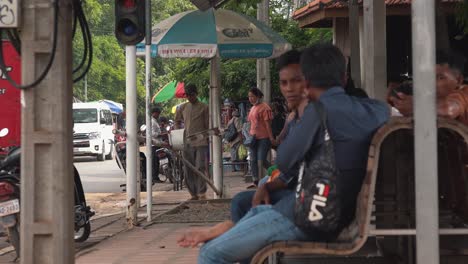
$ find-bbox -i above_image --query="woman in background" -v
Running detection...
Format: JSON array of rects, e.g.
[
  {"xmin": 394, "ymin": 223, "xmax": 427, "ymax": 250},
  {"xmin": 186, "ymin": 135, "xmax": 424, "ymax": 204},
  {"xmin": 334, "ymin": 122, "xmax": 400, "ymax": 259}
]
[{"xmin": 247, "ymin": 87, "xmax": 273, "ymax": 187}]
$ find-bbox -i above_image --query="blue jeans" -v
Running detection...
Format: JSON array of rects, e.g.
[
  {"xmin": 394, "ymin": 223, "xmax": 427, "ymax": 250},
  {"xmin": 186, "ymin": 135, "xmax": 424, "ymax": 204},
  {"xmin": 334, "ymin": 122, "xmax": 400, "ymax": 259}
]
[
  {"xmin": 249, "ymin": 138, "xmax": 271, "ymax": 182},
  {"xmin": 230, "ymin": 177, "xmax": 293, "ymax": 223},
  {"xmin": 198, "ymin": 205, "xmax": 307, "ymax": 264}
]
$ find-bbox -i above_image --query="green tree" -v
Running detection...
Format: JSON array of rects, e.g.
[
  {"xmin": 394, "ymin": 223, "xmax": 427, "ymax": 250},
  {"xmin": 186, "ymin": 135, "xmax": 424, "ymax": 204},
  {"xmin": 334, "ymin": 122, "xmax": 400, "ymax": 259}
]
[{"xmin": 73, "ymin": 0, "xmax": 332, "ymax": 122}]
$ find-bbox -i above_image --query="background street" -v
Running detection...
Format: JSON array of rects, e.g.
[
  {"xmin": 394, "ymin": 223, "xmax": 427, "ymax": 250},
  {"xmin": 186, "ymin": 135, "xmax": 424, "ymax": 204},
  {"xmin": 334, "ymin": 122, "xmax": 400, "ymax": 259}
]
[{"xmin": 74, "ymin": 157, "xmax": 125, "ymax": 193}]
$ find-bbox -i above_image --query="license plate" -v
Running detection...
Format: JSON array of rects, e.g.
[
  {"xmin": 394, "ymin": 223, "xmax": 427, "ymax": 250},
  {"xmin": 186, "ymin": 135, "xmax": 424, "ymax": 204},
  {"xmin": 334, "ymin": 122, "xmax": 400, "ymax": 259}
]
[{"xmin": 0, "ymin": 199, "xmax": 20, "ymax": 217}]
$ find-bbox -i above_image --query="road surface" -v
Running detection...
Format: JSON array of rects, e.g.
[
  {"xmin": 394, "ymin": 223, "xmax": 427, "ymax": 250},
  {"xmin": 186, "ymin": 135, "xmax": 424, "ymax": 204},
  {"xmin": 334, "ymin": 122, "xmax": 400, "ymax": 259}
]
[{"xmin": 74, "ymin": 156, "xmax": 126, "ymax": 193}]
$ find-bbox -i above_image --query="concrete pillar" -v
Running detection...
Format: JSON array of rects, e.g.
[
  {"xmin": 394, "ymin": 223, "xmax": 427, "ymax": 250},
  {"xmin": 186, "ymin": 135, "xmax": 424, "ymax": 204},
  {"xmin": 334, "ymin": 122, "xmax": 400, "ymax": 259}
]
[
  {"xmin": 363, "ymin": 0, "xmax": 387, "ymax": 100},
  {"xmin": 210, "ymin": 57, "xmax": 223, "ymax": 198},
  {"xmin": 21, "ymin": 0, "xmax": 74, "ymax": 263},
  {"xmin": 412, "ymin": 1, "xmax": 439, "ymax": 263},
  {"xmin": 126, "ymin": 46, "xmax": 138, "ymax": 226}
]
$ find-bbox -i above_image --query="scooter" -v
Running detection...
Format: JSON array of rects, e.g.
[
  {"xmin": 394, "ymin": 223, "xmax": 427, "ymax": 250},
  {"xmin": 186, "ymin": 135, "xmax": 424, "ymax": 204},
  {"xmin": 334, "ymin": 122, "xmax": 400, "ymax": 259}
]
[
  {"xmin": 0, "ymin": 144, "xmax": 94, "ymax": 256},
  {"xmin": 113, "ymin": 127, "xmax": 174, "ymax": 191}
]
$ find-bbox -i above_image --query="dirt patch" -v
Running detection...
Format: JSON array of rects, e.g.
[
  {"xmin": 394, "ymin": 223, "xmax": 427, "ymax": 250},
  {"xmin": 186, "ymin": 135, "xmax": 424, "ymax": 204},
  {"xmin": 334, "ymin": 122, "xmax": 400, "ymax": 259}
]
[
  {"xmin": 86, "ymin": 191, "xmax": 168, "ymax": 217},
  {"xmin": 152, "ymin": 201, "xmax": 231, "ymax": 223}
]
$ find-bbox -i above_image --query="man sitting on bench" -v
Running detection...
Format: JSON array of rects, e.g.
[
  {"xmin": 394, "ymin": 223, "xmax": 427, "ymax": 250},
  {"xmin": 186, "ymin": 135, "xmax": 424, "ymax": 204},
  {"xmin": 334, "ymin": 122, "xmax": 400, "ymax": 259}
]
[
  {"xmin": 389, "ymin": 50, "xmax": 467, "ymax": 124},
  {"xmin": 231, "ymin": 49, "xmax": 309, "ymax": 223},
  {"xmin": 177, "ymin": 44, "xmax": 389, "ymax": 264}
]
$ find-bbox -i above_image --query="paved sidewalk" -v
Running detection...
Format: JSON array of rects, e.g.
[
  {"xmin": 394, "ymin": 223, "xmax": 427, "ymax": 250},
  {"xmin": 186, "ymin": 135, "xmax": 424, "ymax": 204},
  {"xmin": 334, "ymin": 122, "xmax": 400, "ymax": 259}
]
[
  {"xmin": 74, "ymin": 172, "xmax": 249, "ymax": 264},
  {"xmin": 0, "ymin": 172, "xmax": 249, "ymax": 263}
]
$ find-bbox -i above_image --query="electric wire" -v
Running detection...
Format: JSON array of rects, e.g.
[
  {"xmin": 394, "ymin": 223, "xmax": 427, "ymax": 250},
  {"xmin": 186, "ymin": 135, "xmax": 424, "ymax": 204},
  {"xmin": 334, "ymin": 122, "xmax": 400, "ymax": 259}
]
[
  {"xmin": 72, "ymin": 0, "xmax": 93, "ymax": 82},
  {"xmin": 72, "ymin": 0, "xmax": 89, "ymax": 74},
  {"xmin": 0, "ymin": 0, "xmax": 59, "ymax": 89},
  {"xmin": 0, "ymin": 0, "xmax": 93, "ymax": 88},
  {"xmin": 72, "ymin": 0, "xmax": 92, "ymax": 83}
]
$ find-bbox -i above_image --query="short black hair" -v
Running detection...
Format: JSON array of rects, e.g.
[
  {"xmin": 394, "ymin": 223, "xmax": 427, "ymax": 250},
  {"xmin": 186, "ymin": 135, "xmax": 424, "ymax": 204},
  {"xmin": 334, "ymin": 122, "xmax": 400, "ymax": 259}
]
[
  {"xmin": 436, "ymin": 50, "xmax": 465, "ymax": 76},
  {"xmin": 151, "ymin": 106, "xmax": 161, "ymax": 114},
  {"xmin": 249, "ymin": 87, "xmax": 264, "ymax": 98},
  {"xmin": 300, "ymin": 43, "xmax": 346, "ymax": 89},
  {"xmin": 185, "ymin": 84, "xmax": 198, "ymax": 95},
  {"xmin": 276, "ymin": 50, "xmax": 301, "ymax": 71}
]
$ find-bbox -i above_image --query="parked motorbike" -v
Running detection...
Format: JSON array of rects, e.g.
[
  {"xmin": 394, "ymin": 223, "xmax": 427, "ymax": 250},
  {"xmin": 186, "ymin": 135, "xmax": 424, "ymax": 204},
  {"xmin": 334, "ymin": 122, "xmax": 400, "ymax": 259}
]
[
  {"xmin": 113, "ymin": 127, "xmax": 174, "ymax": 191},
  {"xmin": 0, "ymin": 147, "xmax": 94, "ymax": 256}
]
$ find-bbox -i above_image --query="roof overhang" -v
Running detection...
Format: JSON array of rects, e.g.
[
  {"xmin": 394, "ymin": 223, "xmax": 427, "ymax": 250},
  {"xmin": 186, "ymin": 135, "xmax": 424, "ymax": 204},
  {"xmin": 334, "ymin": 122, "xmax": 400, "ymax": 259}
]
[{"xmin": 293, "ymin": 0, "xmax": 460, "ymax": 28}]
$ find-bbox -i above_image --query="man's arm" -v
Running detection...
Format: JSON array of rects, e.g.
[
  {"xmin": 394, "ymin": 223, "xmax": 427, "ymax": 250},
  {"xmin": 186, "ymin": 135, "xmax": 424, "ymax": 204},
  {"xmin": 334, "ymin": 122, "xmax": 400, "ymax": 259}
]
[
  {"xmin": 252, "ymin": 177, "xmax": 288, "ymax": 207},
  {"xmin": 276, "ymin": 112, "xmax": 295, "ymax": 144},
  {"xmin": 276, "ymin": 103, "xmax": 320, "ymax": 173},
  {"xmin": 437, "ymin": 96, "xmax": 464, "ymax": 119},
  {"xmin": 388, "ymin": 93, "xmax": 413, "ymax": 116}
]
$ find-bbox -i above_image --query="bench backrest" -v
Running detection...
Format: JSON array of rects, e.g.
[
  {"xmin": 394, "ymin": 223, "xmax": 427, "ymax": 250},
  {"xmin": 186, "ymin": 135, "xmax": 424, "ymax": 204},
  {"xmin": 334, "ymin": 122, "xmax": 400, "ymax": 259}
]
[{"xmin": 337, "ymin": 117, "xmax": 468, "ymax": 247}]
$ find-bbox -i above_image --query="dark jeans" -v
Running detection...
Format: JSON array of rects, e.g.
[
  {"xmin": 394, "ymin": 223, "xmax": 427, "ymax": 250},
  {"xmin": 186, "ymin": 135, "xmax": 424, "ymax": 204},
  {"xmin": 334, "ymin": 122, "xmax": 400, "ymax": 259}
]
[
  {"xmin": 151, "ymin": 146, "xmax": 160, "ymax": 181},
  {"xmin": 249, "ymin": 138, "xmax": 271, "ymax": 182}
]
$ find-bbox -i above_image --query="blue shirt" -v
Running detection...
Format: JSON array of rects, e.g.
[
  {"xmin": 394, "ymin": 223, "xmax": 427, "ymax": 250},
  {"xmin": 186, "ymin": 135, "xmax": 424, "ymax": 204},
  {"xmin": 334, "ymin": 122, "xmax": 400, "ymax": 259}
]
[
  {"xmin": 273, "ymin": 87, "xmax": 390, "ymax": 223},
  {"xmin": 277, "ymin": 119, "xmax": 300, "ymax": 188}
]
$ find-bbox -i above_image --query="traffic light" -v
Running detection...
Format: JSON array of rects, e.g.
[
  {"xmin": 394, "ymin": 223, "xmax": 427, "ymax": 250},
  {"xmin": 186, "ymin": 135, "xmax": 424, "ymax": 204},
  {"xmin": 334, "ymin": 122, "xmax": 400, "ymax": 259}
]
[{"xmin": 115, "ymin": 0, "xmax": 146, "ymax": 45}]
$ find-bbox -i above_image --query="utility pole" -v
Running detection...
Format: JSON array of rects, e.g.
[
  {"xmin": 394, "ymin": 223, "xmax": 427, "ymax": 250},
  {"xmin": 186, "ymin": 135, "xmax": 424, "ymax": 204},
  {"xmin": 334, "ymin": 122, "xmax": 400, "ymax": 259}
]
[
  {"xmin": 257, "ymin": 0, "xmax": 270, "ymax": 104},
  {"xmin": 145, "ymin": 0, "xmax": 153, "ymax": 222},
  {"xmin": 21, "ymin": 0, "xmax": 74, "ymax": 263},
  {"xmin": 210, "ymin": 57, "xmax": 223, "ymax": 198},
  {"xmin": 126, "ymin": 46, "xmax": 138, "ymax": 226},
  {"xmin": 412, "ymin": 1, "xmax": 439, "ymax": 263}
]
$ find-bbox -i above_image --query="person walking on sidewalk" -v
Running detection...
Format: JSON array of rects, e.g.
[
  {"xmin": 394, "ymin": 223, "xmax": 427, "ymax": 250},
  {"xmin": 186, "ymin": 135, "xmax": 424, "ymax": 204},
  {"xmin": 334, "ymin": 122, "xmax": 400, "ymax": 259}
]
[
  {"xmin": 175, "ymin": 84, "xmax": 210, "ymax": 200},
  {"xmin": 247, "ymin": 87, "xmax": 274, "ymax": 187}
]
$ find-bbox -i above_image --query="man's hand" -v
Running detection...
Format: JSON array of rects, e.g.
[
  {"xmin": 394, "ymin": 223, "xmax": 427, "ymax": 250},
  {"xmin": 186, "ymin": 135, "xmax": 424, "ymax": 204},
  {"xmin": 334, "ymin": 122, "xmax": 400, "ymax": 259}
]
[
  {"xmin": 389, "ymin": 93, "xmax": 413, "ymax": 116},
  {"xmin": 177, "ymin": 229, "xmax": 211, "ymax": 248},
  {"xmin": 271, "ymin": 138, "xmax": 279, "ymax": 146},
  {"xmin": 286, "ymin": 112, "xmax": 296, "ymax": 123},
  {"xmin": 252, "ymin": 185, "xmax": 270, "ymax": 207}
]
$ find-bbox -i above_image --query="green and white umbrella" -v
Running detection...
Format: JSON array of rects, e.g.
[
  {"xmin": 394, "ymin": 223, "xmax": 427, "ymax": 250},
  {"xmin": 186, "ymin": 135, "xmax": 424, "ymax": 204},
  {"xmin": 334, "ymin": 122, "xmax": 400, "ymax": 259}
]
[{"xmin": 137, "ymin": 8, "xmax": 291, "ymax": 59}]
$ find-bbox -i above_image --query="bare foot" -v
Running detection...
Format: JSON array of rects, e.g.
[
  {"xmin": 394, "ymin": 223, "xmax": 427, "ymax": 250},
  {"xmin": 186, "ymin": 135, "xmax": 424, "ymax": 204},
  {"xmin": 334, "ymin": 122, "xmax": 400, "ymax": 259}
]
[{"xmin": 177, "ymin": 228, "xmax": 211, "ymax": 248}]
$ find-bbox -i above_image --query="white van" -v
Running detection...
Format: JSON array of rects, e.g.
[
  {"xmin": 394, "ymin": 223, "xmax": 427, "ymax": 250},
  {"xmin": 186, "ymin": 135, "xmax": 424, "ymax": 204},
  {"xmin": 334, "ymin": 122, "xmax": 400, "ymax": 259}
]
[{"xmin": 73, "ymin": 102, "xmax": 114, "ymax": 161}]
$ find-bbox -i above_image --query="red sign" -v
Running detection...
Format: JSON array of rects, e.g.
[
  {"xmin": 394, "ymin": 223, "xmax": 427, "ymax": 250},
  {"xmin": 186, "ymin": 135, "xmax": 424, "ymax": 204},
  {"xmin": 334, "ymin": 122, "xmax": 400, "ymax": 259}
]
[{"xmin": 0, "ymin": 41, "xmax": 21, "ymax": 151}]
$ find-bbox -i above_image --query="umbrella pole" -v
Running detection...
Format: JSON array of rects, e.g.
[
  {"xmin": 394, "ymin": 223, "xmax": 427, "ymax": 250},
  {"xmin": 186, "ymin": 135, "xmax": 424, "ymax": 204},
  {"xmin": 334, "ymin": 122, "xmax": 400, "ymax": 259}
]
[{"xmin": 210, "ymin": 57, "xmax": 223, "ymax": 198}]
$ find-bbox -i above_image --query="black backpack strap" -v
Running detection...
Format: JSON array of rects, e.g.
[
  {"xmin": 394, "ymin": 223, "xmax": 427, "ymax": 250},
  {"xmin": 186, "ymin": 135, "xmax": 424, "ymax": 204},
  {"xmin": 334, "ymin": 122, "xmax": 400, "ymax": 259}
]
[{"xmin": 312, "ymin": 101, "xmax": 328, "ymax": 132}]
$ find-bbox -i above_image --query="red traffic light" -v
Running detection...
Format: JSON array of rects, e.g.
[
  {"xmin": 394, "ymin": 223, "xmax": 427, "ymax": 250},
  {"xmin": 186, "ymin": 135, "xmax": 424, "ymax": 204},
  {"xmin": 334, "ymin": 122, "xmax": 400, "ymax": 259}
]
[
  {"xmin": 119, "ymin": 0, "xmax": 136, "ymax": 9},
  {"xmin": 115, "ymin": 0, "xmax": 145, "ymax": 45}
]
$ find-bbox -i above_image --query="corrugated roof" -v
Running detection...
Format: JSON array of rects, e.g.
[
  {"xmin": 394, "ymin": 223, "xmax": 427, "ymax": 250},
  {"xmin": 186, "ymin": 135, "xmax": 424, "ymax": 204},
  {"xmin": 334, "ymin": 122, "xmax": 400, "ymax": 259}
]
[{"xmin": 293, "ymin": 0, "xmax": 462, "ymax": 20}]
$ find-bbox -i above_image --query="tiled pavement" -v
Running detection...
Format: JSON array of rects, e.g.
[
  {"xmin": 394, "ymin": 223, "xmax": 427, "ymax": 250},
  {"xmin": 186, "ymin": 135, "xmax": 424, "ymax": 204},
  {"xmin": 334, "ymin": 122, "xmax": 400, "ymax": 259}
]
[
  {"xmin": 0, "ymin": 171, "xmax": 249, "ymax": 263},
  {"xmin": 75, "ymin": 172, "xmax": 248, "ymax": 264}
]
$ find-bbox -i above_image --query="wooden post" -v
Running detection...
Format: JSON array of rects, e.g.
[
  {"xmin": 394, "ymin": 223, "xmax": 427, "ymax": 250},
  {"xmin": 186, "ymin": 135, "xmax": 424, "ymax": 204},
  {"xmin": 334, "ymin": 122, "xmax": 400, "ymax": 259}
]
[
  {"xmin": 363, "ymin": 0, "xmax": 387, "ymax": 100},
  {"xmin": 349, "ymin": 0, "xmax": 362, "ymax": 88}
]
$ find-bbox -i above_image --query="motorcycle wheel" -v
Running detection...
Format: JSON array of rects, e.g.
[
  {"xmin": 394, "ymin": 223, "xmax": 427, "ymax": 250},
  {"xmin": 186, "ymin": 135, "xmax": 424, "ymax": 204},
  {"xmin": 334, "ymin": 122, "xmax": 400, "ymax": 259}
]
[
  {"xmin": 7, "ymin": 225, "xmax": 20, "ymax": 257},
  {"xmin": 74, "ymin": 222, "xmax": 91, "ymax": 243}
]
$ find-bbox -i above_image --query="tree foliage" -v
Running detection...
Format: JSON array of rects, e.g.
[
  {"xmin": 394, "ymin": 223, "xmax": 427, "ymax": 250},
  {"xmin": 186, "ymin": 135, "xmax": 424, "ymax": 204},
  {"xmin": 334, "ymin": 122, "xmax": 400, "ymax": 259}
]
[{"xmin": 74, "ymin": 0, "xmax": 332, "ymax": 120}]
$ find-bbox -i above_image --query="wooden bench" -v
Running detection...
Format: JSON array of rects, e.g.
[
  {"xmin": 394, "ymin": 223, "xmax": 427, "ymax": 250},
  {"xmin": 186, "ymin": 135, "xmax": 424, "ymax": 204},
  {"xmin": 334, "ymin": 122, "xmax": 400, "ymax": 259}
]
[{"xmin": 251, "ymin": 117, "xmax": 468, "ymax": 264}]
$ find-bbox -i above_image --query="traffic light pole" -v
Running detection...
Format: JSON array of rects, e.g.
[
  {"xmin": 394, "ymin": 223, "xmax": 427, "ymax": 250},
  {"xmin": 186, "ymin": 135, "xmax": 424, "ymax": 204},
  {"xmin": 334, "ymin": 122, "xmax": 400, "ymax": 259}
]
[
  {"xmin": 145, "ymin": 0, "xmax": 153, "ymax": 222},
  {"xmin": 126, "ymin": 45, "xmax": 138, "ymax": 226},
  {"xmin": 20, "ymin": 0, "xmax": 74, "ymax": 263}
]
